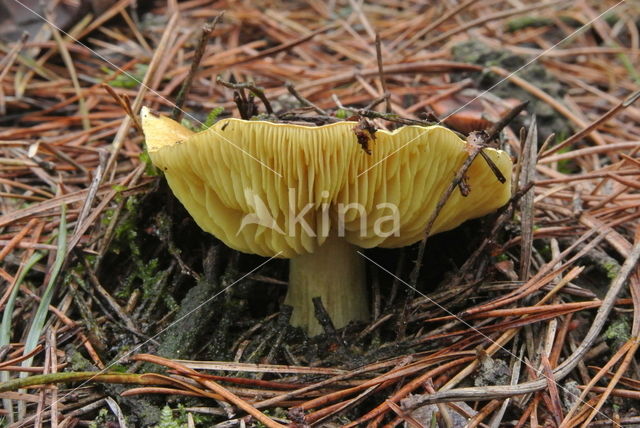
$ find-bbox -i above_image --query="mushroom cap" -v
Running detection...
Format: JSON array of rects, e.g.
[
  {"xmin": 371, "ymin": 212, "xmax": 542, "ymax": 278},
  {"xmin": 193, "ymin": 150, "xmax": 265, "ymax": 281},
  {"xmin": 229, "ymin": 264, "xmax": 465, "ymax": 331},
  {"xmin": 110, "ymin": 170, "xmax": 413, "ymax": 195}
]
[{"xmin": 141, "ymin": 107, "xmax": 512, "ymax": 258}]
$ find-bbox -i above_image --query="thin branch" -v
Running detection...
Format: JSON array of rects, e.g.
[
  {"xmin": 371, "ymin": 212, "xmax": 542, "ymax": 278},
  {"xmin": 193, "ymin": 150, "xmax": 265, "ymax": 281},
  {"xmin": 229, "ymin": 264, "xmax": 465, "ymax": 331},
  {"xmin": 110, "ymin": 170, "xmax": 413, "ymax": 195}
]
[
  {"xmin": 409, "ymin": 100, "xmax": 528, "ymax": 287},
  {"xmin": 217, "ymin": 76, "xmax": 273, "ymax": 115},
  {"xmin": 485, "ymin": 100, "xmax": 529, "ymax": 143},
  {"xmin": 285, "ymin": 81, "xmax": 327, "ymax": 115},
  {"xmin": 172, "ymin": 13, "xmax": 224, "ymax": 121},
  {"xmin": 375, "ymin": 34, "xmax": 391, "ymax": 113}
]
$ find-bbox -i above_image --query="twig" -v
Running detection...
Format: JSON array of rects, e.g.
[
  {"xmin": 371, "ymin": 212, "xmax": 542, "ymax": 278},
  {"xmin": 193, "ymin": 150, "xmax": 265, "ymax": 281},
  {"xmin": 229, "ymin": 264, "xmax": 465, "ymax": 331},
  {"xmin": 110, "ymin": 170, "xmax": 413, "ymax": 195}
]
[
  {"xmin": 333, "ymin": 93, "xmax": 432, "ymax": 127},
  {"xmin": 408, "ymin": 135, "xmax": 486, "ymax": 287},
  {"xmin": 0, "ymin": 372, "xmax": 160, "ymax": 393},
  {"xmin": 362, "ymin": 94, "xmax": 389, "ymax": 112},
  {"xmin": 375, "ymin": 34, "xmax": 391, "ymax": 113},
  {"xmin": 536, "ymin": 132, "xmax": 556, "ymax": 158},
  {"xmin": 479, "ymin": 150, "xmax": 507, "ymax": 184},
  {"xmin": 284, "ymin": 82, "xmax": 326, "ymax": 115},
  {"xmin": 408, "ymin": 101, "xmax": 527, "ymax": 288},
  {"xmin": 312, "ymin": 297, "xmax": 346, "ymax": 348},
  {"xmin": 347, "ymin": 107, "xmax": 439, "ymax": 128},
  {"xmin": 424, "ymin": 380, "xmax": 454, "ymax": 428},
  {"xmin": 172, "ymin": 13, "xmax": 224, "ymax": 121},
  {"xmin": 485, "ymin": 100, "xmax": 529, "ymax": 143},
  {"xmin": 275, "ymin": 113, "xmax": 338, "ymax": 125},
  {"xmin": 217, "ymin": 76, "xmax": 273, "ymax": 115},
  {"xmin": 489, "ymin": 346, "xmax": 524, "ymax": 428}
]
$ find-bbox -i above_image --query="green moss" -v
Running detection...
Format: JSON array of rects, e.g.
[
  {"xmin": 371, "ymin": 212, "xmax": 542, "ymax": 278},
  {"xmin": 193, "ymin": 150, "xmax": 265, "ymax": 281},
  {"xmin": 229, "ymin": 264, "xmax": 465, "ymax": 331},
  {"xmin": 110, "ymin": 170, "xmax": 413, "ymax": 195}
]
[
  {"xmin": 140, "ymin": 150, "xmax": 158, "ymax": 176},
  {"xmin": 155, "ymin": 406, "xmax": 184, "ymax": 428},
  {"xmin": 614, "ymin": 46, "xmax": 640, "ymax": 85},
  {"xmin": 505, "ymin": 16, "xmax": 553, "ymax": 33},
  {"xmin": 153, "ymin": 404, "xmax": 209, "ymax": 428},
  {"xmin": 538, "ymin": 242, "xmax": 552, "ymax": 260},
  {"xmin": 495, "ymin": 253, "xmax": 510, "ymax": 262},
  {"xmin": 103, "ymin": 64, "xmax": 149, "ymax": 88},
  {"xmin": 89, "ymin": 408, "xmax": 110, "ymax": 428},
  {"xmin": 602, "ymin": 260, "xmax": 620, "ymax": 280},
  {"xmin": 101, "ymin": 208, "xmax": 115, "ymax": 226},
  {"xmin": 251, "ymin": 113, "xmax": 271, "ymax": 121},
  {"xmin": 603, "ymin": 11, "xmax": 619, "ymax": 26},
  {"xmin": 335, "ymin": 108, "xmax": 349, "ymax": 119},
  {"xmin": 112, "ymin": 200, "xmax": 139, "ymax": 257},
  {"xmin": 180, "ymin": 107, "xmax": 228, "ymax": 131},
  {"xmin": 109, "ymin": 364, "xmax": 128, "ymax": 373},
  {"xmin": 67, "ymin": 347, "xmax": 96, "ymax": 372},
  {"xmin": 116, "ymin": 255, "xmax": 167, "ymax": 305},
  {"xmin": 254, "ymin": 408, "xmax": 289, "ymax": 427},
  {"xmin": 200, "ymin": 107, "xmax": 225, "ymax": 130},
  {"xmin": 180, "ymin": 118, "xmax": 198, "ymax": 131},
  {"xmin": 555, "ymin": 146, "xmax": 577, "ymax": 174},
  {"xmin": 107, "ymin": 197, "xmax": 170, "ymax": 307},
  {"xmin": 557, "ymin": 159, "xmax": 575, "ymax": 174},
  {"xmin": 604, "ymin": 317, "xmax": 630, "ymax": 350}
]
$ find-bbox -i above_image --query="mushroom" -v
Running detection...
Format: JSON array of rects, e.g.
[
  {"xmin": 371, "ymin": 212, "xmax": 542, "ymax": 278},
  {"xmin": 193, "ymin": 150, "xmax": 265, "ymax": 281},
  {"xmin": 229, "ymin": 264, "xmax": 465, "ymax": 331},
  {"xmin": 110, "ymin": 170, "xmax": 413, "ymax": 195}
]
[{"xmin": 141, "ymin": 107, "xmax": 512, "ymax": 335}]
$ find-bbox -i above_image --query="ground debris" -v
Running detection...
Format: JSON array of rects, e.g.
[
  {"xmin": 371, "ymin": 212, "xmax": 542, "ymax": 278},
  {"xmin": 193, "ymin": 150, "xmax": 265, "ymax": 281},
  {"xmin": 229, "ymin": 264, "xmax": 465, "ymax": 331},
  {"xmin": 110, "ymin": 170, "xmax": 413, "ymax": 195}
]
[{"xmin": 0, "ymin": 0, "xmax": 638, "ymax": 426}]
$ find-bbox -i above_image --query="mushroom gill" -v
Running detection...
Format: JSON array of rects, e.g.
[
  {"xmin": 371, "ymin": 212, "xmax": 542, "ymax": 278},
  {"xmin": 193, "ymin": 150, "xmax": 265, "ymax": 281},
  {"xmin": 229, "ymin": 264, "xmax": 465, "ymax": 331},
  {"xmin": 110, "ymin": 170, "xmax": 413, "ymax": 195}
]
[{"xmin": 141, "ymin": 107, "xmax": 512, "ymax": 335}]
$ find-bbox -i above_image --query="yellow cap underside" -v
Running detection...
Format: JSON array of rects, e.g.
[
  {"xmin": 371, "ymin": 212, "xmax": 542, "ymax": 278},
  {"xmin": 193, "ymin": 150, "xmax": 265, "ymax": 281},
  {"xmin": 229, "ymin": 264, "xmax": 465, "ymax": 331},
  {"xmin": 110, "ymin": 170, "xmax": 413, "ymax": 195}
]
[{"xmin": 142, "ymin": 111, "xmax": 512, "ymax": 258}]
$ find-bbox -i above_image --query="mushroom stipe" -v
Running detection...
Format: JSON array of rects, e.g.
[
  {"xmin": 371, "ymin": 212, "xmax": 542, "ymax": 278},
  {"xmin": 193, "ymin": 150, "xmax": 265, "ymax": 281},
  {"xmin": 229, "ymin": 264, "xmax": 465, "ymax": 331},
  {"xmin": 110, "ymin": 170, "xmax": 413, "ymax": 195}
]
[{"xmin": 141, "ymin": 107, "xmax": 513, "ymax": 335}]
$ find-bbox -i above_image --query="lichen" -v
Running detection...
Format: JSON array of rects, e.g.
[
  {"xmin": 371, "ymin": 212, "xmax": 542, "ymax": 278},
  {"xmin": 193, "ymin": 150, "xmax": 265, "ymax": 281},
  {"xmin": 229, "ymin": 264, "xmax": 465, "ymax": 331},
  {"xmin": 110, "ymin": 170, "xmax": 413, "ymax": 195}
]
[{"xmin": 474, "ymin": 354, "xmax": 510, "ymax": 387}]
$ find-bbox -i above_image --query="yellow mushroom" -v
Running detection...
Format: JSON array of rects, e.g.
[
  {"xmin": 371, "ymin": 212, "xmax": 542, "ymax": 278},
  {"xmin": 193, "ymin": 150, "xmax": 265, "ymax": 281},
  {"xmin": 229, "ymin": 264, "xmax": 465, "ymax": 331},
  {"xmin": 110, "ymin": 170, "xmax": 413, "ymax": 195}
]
[{"xmin": 141, "ymin": 107, "xmax": 512, "ymax": 335}]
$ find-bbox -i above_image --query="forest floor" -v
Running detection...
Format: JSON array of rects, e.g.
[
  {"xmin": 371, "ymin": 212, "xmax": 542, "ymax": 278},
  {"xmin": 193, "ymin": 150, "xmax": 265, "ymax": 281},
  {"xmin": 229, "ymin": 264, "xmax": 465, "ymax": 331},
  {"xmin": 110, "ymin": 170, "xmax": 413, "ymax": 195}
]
[{"xmin": 1, "ymin": 0, "xmax": 639, "ymax": 427}]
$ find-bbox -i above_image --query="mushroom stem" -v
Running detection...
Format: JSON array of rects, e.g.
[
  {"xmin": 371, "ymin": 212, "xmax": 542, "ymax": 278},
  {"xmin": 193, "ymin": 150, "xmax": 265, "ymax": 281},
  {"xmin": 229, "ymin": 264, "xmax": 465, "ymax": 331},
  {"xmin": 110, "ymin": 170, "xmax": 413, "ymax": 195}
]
[{"xmin": 286, "ymin": 235, "xmax": 369, "ymax": 336}]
